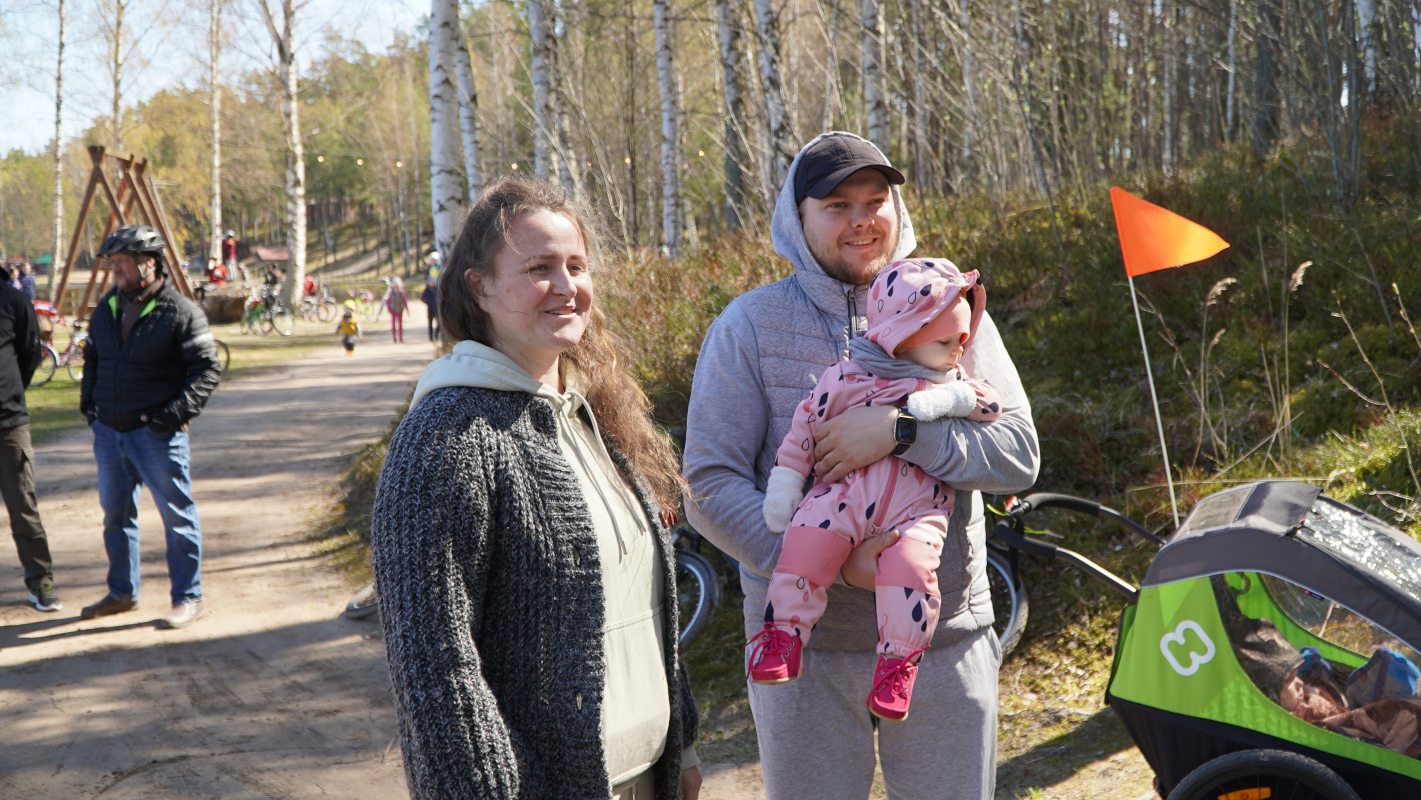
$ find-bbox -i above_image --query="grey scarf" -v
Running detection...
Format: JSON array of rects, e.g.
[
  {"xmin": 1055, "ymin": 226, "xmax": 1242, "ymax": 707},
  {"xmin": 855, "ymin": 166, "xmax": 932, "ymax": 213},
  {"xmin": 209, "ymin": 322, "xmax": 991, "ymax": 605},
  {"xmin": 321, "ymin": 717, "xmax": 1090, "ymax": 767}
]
[{"xmin": 847, "ymin": 336, "xmax": 954, "ymax": 384}]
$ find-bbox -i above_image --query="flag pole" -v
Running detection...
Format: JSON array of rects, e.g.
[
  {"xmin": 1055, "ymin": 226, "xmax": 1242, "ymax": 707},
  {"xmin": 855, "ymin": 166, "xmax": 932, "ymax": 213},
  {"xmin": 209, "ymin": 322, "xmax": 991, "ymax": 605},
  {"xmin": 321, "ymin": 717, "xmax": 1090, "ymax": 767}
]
[{"xmin": 1127, "ymin": 273, "xmax": 1181, "ymax": 528}]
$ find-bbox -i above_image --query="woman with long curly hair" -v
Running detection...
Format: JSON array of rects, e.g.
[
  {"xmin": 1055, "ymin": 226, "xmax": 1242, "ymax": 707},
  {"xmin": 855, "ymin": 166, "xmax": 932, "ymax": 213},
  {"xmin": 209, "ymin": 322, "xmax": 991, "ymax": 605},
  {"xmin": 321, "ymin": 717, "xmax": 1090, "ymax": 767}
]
[{"xmin": 371, "ymin": 176, "xmax": 700, "ymax": 799}]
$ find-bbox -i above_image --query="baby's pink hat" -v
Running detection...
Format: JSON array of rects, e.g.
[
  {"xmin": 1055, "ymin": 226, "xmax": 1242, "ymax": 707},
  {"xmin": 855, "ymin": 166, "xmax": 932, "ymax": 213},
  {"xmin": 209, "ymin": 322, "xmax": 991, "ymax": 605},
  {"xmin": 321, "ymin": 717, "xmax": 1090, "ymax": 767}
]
[{"xmin": 864, "ymin": 258, "xmax": 985, "ymax": 356}]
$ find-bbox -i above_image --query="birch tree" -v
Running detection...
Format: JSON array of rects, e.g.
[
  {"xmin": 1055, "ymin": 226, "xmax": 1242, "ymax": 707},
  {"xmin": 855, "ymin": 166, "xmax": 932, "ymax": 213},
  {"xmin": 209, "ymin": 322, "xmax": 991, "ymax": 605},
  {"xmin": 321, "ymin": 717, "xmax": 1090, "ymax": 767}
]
[
  {"xmin": 953, "ymin": 0, "xmax": 981, "ymax": 190},
  {"xmin": 717, "ymin": 0, "xmax": 750, "ymax": 230},
  {"xmin": 428, "ymin": 0, "xmax": 464, "ymax": 259},
  {"xmin": 753, "ymin": 0, "xmax": 794, "ymax": 193},
  {"xmin": 529, "ymin": 0, "xmax": 560, "ymax": 179},
  {"xmin": 49, "ymin": 0, "xmax": 65, "ymax": 298},
  {"xmin": 208, "ymin": 0, "xmax": 222, "ymax": 271},
  {"xmin": 1226, "ymin": 0, "xmax": 1237, "ymax": 141},
  {"xmin": 860, "ymin": 0, "xmax": 887, "ymax": 153},
  {"xmin": 654, "ymin": 0, "xmax": 682, "ymax": 254},
  {"xmin": 454, "ymin": 28, "xmax": 482, "ymax": 198},
  {"xmin": 258, "ymin": 0, "xmax": 307, "ymax": 308}
]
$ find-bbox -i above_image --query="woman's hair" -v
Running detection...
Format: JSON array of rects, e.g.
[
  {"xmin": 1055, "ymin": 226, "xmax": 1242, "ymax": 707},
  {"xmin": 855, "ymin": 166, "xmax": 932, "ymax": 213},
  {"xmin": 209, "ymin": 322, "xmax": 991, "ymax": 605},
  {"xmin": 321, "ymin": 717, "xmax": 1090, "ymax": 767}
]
[{"xmin": 440, "ymin": 175, "xmax": 684, "ymax": 509}]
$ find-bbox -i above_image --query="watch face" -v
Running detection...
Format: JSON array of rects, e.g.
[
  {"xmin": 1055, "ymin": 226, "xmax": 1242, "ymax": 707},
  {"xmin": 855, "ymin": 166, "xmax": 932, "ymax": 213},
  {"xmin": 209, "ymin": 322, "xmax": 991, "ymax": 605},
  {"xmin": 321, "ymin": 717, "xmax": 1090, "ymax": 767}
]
[{"xmin": 895, "ymin": 414, "xmax": 917, "ymax": 444}]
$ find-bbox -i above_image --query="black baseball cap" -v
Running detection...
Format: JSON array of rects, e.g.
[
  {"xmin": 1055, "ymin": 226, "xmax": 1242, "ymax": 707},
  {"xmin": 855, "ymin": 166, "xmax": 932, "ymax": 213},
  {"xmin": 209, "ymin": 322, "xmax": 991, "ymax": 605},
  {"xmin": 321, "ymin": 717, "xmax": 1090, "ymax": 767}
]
[{"xmin": 794, "ymin": 136, "xmax": 905, "ymax": 205}]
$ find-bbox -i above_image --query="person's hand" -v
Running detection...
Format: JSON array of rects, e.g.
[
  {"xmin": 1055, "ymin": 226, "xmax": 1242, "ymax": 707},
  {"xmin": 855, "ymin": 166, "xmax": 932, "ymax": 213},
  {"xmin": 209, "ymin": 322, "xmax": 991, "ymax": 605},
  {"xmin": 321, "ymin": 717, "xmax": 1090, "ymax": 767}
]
[
  {"xmin": 681, "ymin": 766, "xmax": 702, "ymax": 800},
  {"xmin": 841, "ymin": 529, "xmax": 900, "ymax": 591},
  {"xmin": 813, "ymin": 404, "xmax": 898, "ymax": 485}
]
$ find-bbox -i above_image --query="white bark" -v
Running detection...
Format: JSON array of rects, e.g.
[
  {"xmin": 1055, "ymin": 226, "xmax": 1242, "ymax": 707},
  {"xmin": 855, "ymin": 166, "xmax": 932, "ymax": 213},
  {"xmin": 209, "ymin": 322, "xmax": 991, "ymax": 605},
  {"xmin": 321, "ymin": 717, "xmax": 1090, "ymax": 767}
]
[
  {"xmin": 1356, "ymin": 0, "xmax": 1378, "ymax": 93},
  {"xmin": 1226, "ymin": 0, "xmax": 1237, "ymax": 140},
  {"xmin": 50, "ymin": 0, "xmax": 65, "ymax": 298},
  {"xmin": 208, "ymin": 0, "xmax": 222, "ymax": 270},
  {"xmin": 529, "ymin": 0, "xmax": 560, "ymax": 179},
  {"xmin": 429, "ymin": 0, "xmax": 464, "ymax": 260},
  {"xmin": 654, "ymin": 0, "xmax": 682, "ymax": 254},
  {"xmin": 819, "ymin": 0, "xmax": 841, "ymax": 131},
  {"xmin": 259, "ymin": 0, "xmax": 306, "ymax": 307},
  {"xmin": 454, "ymin": 23, "xmax": 482, "ymax": 198},
  {"xmin": 1162, "ymin": 3, "xmax": 1174, "ymax": 175},
  {"xmin": 111, "ymin": 0, "xmax": 126, "ymax": 154},
  {"xmin": 860, "ymin": 0, "xmax": 887, "ymax": 153},
  {"xmin": 753, "ymin": 0, "xmax": 793, "ymax": 192},
  {"xmin": 717, "ymin": 0, "xmax": 750, "ymax": 230}
]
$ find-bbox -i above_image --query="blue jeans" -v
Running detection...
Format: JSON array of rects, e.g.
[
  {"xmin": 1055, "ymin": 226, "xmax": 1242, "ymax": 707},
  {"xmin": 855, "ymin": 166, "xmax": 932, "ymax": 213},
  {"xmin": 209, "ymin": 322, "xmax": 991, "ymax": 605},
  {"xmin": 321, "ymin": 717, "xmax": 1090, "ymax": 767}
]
[{"xmin": 93, "ymin": 420, "xmax": 203, "ymax": 604}]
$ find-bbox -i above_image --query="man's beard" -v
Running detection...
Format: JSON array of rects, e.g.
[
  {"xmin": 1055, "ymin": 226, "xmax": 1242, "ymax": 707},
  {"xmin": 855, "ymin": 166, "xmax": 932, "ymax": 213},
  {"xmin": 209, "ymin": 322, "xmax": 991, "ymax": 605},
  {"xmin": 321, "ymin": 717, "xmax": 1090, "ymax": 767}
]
[{"xmin": 803, "ymin": 222, "xmax": 896, "ymax": 286}]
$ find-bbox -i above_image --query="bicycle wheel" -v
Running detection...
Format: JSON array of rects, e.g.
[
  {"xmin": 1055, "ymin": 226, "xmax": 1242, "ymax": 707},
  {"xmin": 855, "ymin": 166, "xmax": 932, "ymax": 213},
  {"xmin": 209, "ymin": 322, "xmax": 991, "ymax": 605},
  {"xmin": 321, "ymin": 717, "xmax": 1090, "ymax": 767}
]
[
  {"xmin": 344, "ymin": 584, "xmax": 380, "ymax": 620},
  {"xmin": 258, "ymin": 309, "xmax": 275, "ymax": 335},
  {"xmin": 317, "ymin": 300, "xmax": 337, "ymax": 323},
  {"xmin": 213, "ymin": 339, "xmax": 231, "ymax": 373},
  {"xmin": 1170, "ymin": 749, "xmax": 1360, "ymax": 800},
  {"xmin": 271, "ymin": 307, "xmax": 296, "ymax": 336},
  {"xmin": 987, "ymin": 548, "xmax": 1029, "ymax": 657},
  {"xmin": 32, "ymin": 345, "xmax": 57, "ymax": 386},
  {"xmin": 675, "ymin": 548, "xmax": 721, "ymax": 647}
]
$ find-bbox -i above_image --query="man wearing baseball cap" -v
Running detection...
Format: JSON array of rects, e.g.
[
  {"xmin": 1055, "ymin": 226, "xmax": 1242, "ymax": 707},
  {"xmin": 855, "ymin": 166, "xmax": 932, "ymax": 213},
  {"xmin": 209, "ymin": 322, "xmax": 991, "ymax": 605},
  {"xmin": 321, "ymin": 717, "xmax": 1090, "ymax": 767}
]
[{"xmin": 683, "ymin": 133, "xmax": 1039, "ymax": 799}]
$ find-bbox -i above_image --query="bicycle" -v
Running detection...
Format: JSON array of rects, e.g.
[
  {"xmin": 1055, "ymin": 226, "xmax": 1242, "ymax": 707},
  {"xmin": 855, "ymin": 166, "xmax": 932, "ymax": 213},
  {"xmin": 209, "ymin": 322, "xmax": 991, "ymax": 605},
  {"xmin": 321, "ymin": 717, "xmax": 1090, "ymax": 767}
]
[
  {"xmin": 299, "ymin": 281, "xmax": 339, "ymax": 322},
  {"xmin": 346, "ymin": 288, "xmax": 381, "ymax": 321},
  {"xmin": 672, "ymin": 523, "xmax": 723, "ymax": 648}
]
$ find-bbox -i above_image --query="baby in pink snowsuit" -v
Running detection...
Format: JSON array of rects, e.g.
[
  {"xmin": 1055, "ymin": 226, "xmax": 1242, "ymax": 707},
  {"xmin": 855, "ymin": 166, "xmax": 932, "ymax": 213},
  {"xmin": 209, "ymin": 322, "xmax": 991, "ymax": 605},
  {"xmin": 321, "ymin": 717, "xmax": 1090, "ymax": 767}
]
[{"xmin": 747, "ymin": 258, "xmax": 1002, "ymax": 721}]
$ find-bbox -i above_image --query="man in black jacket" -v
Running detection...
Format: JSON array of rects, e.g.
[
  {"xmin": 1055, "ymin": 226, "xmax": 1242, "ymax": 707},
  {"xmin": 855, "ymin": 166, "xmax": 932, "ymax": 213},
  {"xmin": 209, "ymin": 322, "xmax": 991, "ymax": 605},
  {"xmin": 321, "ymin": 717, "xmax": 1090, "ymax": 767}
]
[
  {"xmin": 79, "ymin": 225, "xmax": 222, "ymax": 629},
  {"xmin": 0, "ymin": 269, "xmax": 60, "ymax": 611}
]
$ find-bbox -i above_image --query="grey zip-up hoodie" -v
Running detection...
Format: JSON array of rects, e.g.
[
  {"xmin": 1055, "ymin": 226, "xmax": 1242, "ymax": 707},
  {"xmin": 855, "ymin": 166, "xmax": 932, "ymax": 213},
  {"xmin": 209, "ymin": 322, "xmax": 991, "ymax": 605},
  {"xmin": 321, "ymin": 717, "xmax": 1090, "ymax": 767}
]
[{"xmin": 683, "ymin": 131, "xmax": 1041, "ymax": 651}]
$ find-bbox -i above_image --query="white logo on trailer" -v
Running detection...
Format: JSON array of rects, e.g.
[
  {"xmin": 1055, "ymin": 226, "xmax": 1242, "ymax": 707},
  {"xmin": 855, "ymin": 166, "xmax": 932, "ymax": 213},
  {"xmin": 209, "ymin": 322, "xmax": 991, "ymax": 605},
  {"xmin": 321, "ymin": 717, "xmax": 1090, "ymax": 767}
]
[{"xmin": 1160, "ymin": 620, "xmax": 1216, "ymax": 676}]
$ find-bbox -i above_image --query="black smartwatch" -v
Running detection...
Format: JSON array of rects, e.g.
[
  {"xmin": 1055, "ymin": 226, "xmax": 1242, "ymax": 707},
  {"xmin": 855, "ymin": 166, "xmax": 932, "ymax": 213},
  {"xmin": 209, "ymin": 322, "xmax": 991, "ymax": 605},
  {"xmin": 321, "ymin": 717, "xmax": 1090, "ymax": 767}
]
[{"xmin": 892, "ymin": 408, "xmax": 918, "ymax": 456}]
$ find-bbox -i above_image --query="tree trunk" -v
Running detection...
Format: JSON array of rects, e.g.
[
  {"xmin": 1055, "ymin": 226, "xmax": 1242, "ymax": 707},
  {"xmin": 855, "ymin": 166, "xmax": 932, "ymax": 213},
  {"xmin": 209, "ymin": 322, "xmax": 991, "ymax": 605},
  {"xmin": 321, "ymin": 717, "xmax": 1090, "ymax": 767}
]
[
  {"xmin": 861, "ymin": 0, "xmax": 888, "ymax": 153},
  {"xmin": 717, "ymin": 0, "xmax": 750, "ymax": 231},
  {"xmin": 654, "ymin": 0, "xmax": 683, "ymax": 254},
  {"xmin": 1226, "ymin": 0, "xmax": 1237, "ymax": 141},
  {"xmin": 1162, "ymin": 1, "xmax": 1174, "ymax": 175},
  {"xmin": 429, "ymin": 0, "xmax": 465, "ymax": 260},
  {"xmin": 260, "ymin": 0, "xmax": 306, "ymax": 307},
  {"xmin": 753, "ymin": 0, "xmax": 794, "ymax": 194},
  {"xmin": 529, "ymin": 0, "xmax": 560, "ymax": 179},
  {"xmin": 1356, "ymin": 0, "xmax": 1378, "ymax": 95},
  {"xmin": 820, "ymin": 0, "xmax": 841, "ymax": 131},
  {"xmin": 111, "ymin": 0, "xmax": 126, "ymax": 155},
  {"xmin": 454, "ymin": 24, "xmax": 483, "ymax": 198},
  {"xmin": 1253, "ymin": 0, "xmax": 1281, "ymax": 155},
  {"xmin": 954, "ymin": 0, "xmax": 981, "ymax": 191},
  {"xmin": 208, "ymin": 0, "xmax": 222, "ymax": 272},
  {"xmin": 49, "ymin": 0, "xmax": 65, "ymax": 299}
]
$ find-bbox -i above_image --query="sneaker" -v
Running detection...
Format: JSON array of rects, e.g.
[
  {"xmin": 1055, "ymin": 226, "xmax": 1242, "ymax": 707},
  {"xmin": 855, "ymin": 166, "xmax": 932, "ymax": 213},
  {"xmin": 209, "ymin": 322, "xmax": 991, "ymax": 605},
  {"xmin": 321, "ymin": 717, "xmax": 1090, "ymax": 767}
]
[
  {"xmin": 160, "ymin": 600, "xmax": 205, "ymax": 629},
  {"xmin": 867, "ymin": 651, "xmax": 925, "ymax": 721},
  {"xmin": 81, "ymin": 594, "xmax": 137, "ymax": 619},
  {"xmin": 27, "ymin": 583, "xmax": 61, "ymax": 612},
  {"xmin": 746, "ymin": 623, "xmax": 802, "ymax": 685}
]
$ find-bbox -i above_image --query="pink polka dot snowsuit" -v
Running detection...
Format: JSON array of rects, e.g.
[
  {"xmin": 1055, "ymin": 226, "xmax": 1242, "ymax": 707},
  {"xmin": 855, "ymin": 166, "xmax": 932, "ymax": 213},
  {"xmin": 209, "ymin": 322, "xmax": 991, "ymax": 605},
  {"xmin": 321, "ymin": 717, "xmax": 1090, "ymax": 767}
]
[{"xmin": 763, "ymin": 259, "xmax": 1002, "ymax": 661}]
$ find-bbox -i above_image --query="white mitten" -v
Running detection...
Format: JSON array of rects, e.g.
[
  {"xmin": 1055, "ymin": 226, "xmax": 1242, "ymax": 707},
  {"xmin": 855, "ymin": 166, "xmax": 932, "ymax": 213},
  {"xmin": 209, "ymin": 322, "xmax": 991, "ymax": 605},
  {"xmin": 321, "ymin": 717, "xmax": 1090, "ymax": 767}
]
[
  {"xmin": 906, "ymin": 381, "xmax": 977, "ymax": 421},
  {"xmin": 762, "ymin": 466, "xmax": 806, "ymax": 533}
]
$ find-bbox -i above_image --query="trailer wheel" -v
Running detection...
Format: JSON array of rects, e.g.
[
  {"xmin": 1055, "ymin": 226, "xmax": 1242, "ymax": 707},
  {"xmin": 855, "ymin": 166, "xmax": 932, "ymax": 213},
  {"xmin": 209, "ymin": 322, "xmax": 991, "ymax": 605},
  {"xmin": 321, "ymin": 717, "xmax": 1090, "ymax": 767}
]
[{"xmin": 1169, "ymin": 749, "xmax": 1359, "ymax": 800}]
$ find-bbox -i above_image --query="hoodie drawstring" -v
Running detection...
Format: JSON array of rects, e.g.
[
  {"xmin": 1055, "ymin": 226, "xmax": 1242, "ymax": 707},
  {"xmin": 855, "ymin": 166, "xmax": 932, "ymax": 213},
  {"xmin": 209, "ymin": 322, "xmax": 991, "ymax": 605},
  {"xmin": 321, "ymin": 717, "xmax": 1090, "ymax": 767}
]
[{"xmin": 560, "ymin": 401, "xmax": 642, "ymax": 557}]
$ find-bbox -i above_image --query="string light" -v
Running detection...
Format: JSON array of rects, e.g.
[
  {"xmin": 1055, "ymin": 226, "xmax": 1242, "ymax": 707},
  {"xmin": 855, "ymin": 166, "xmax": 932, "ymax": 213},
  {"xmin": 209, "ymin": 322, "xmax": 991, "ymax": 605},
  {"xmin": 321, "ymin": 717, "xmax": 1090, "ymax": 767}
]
[
  {"xmin": 396, "ymin": 160, "xmax": 403, "ymax": 168},
  {"xmin": 625, "ymin": 157, "xmax": 631, "ymax": 164},
  {"xmin": 698, "ymin": 150, "xmax": 705, "ymax": 157},
  {"xmin": 356, "ymin": 158, "xmax": 364, "ymax": 165},
  {"xmin": 511, "ymin": 163, "xmax": 519, "ymax": 170},
  {"xmin": 317, "ymin": 155, "xmax": 324, "ymax": 163}
]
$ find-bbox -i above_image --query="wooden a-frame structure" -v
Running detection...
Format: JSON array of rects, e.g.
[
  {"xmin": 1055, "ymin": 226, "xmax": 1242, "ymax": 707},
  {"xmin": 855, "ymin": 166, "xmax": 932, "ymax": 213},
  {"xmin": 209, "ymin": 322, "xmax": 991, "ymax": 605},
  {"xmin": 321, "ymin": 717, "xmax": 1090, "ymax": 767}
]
[{"xmin": 53, "ymin": 145, "xmax": 195, "ymax": 322}]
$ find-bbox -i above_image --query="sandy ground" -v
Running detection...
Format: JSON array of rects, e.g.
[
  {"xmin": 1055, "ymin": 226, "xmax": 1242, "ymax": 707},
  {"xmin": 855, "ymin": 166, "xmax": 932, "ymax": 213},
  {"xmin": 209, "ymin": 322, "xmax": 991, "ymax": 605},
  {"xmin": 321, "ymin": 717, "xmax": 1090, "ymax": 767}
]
[{"xmin": 0, "ymin": 320, "xmax": 433, "ymax": 798}]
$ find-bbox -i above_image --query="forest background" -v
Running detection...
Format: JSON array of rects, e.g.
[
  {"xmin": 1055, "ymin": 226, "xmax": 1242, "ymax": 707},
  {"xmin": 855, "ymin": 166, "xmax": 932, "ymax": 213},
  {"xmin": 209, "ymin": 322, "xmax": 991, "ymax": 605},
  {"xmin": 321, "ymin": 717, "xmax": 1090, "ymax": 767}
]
[{"xmin": 6, "ymin": 0, "xmax": 1421, "ymax": 785}]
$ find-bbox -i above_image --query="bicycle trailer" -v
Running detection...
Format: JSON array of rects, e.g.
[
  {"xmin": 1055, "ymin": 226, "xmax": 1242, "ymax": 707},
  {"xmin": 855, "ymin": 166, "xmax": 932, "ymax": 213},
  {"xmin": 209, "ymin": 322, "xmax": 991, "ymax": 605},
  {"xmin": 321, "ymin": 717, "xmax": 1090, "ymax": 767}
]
[{"xmin": 996, "ymin": 480, "xmax": 1421, "ymax": 799}]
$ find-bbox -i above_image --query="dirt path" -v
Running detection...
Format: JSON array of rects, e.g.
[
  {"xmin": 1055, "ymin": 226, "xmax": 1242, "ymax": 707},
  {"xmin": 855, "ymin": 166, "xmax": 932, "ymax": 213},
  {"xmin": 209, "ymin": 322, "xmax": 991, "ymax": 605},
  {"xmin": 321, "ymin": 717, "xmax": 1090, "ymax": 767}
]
[{"xmin": 0, "ymin": 318, "xmax": 433, "ymax": 798}]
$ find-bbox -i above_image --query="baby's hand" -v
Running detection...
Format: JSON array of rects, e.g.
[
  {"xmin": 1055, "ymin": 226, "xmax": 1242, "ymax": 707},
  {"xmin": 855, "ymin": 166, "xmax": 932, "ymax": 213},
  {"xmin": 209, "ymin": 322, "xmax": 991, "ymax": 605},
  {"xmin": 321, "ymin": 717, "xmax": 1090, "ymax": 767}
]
[{"xmin": 906, "ymin": 382, "xmax": 976, "ymax": 421}]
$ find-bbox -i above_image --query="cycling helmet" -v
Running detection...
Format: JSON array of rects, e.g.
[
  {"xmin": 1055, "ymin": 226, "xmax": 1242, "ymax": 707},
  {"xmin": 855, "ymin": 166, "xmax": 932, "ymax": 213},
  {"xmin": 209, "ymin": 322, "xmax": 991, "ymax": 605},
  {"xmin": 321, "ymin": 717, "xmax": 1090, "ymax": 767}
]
[
  {"xmin": 225, "ymin": 229, "xmax": 235, "ymax": 238},
  {"xmin": 98, "ymin": 225, "xmax": 167, "ymax": 274}
]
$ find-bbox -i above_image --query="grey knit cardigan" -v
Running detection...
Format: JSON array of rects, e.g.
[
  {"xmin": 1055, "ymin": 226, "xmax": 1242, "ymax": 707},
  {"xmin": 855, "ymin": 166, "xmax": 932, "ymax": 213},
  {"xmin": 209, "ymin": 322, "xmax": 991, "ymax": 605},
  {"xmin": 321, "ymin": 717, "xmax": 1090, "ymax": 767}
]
[{"xmin": 371, "ymin": 386, "xmax": 699, "ymax": 799}]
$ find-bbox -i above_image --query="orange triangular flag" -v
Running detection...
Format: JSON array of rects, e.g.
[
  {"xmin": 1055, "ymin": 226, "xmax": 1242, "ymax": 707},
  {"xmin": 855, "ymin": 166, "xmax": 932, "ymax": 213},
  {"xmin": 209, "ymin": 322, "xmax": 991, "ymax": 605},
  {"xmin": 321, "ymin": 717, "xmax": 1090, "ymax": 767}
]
[{"xmin": 1110, "ymin": 187, "xmax": 1229, "ymax": 277}]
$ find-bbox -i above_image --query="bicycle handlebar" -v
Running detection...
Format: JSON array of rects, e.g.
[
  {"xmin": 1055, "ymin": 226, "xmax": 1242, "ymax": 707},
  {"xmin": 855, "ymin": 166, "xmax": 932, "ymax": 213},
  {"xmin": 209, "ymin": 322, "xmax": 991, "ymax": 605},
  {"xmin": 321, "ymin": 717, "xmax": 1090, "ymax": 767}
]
[
  {"xmin": 1008, "ymin": 492, "xmax": 1166, "ymax": 546},
  {"xmin": 992, "ymin": 520, "xmax": 1140, "ymax": 602}
]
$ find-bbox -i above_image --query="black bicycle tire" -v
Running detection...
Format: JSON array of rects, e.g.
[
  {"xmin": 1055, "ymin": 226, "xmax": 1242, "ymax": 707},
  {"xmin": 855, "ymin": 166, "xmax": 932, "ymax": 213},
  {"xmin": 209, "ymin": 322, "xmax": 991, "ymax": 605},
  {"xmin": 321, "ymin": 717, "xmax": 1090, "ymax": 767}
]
[
  {"xmin": 676, "ymin": 550, "xmax": 720, "ymax": 647},
  {"xmin": 272, "ymin": 309, "xmax": 296, "ymax": 336},
  {"xmin": 214, "ymin": 339, "xmax": 231, "ymax": 373},
  {"xmin": 1170, "ymin": 748, "xmax": 1360, "ymax": 800},
  {"xmin": 344, "ymin": 584, "xmax": 380, "ymax": 620},
  {"xmin": 987, "ymin": 549, "xmax": 1029, "ymax": 657},
  {"xmin": 317, "ymin": 301, "xmax": 337, "ymax": 323},
  {"xmin": 32, "ymin": 345, "xmax": 57, "ymax": 386},
  {"xmin": 66, "ymin": 357, "xmax": 83, "ymax": 381},
  {"xmin": 258, "ymin": 310, "xmax": 275, "ymax": 335}
]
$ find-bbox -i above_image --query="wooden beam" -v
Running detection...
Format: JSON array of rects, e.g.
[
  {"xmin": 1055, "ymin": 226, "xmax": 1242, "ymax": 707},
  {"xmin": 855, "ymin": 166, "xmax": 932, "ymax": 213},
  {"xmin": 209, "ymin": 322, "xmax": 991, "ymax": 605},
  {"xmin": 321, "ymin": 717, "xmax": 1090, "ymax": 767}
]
[{"xmin": 53, "ymin": 145, "xmax": 105, "ymax": 317}]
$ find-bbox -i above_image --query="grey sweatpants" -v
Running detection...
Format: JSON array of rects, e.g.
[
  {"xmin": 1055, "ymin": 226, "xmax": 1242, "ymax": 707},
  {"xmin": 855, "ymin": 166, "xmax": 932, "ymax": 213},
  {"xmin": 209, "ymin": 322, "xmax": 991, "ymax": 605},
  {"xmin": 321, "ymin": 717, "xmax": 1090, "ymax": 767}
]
[{"xmin": 748, "ymin": 626, "xmax": 1000, "ymax": 800}]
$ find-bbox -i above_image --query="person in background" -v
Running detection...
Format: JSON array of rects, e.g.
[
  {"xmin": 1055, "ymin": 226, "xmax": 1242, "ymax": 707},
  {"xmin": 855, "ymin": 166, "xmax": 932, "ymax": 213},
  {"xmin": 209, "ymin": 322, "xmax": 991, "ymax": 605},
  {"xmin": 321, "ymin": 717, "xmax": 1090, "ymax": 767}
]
[
  {"xmin": 384, "ymin": 277, "xmax": 408, "ymax": 343},
  {"xmin": 221, "ymin": 230, "xmax": 239, "ymax": 281},
  {"xmin": 337, "ymin": 307, "xmax": 362, "ymax": 356},
  {"xmin": 79, "ymin": 225, "xmax": 222, "ymax": 629},
  {"xmin": 0, "ymin": 268, "xmax": 59, "ymax": 612},
  {"xmin": 421, "ymin": 277, "xmax": 439, "ymax": 342},
  {"xmin": 14, "ymin": 263, "xmax": 35, "ymax": 302}
]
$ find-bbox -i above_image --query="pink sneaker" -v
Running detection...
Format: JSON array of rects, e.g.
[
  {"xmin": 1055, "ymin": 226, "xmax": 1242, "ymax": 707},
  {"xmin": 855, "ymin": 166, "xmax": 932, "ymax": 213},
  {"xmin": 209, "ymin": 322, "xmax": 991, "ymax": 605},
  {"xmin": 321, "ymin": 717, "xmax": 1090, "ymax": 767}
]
[
  {"xmin": 746, "ymin": 623, "xmax": 802, "ymax": 685},
  {"xmin": 867, "ymin": 650, "xmax": 926, "ymax": 721}
]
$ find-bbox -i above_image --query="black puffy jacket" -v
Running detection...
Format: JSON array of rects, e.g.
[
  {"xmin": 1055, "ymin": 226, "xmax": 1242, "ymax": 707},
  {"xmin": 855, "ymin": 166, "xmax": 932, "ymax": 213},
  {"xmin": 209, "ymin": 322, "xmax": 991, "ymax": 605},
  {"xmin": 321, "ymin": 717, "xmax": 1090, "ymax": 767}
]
[{"xmin": 80, "ymin": 282, "xmax": 222, "ymax": 433}]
